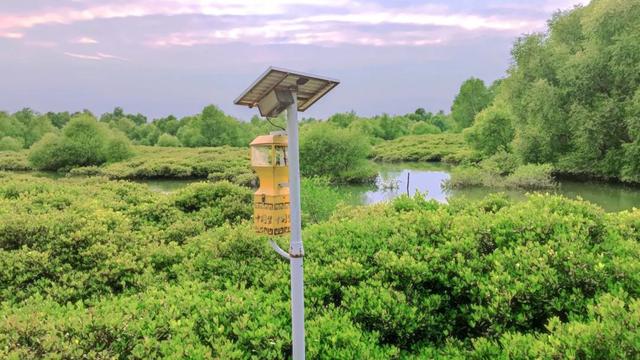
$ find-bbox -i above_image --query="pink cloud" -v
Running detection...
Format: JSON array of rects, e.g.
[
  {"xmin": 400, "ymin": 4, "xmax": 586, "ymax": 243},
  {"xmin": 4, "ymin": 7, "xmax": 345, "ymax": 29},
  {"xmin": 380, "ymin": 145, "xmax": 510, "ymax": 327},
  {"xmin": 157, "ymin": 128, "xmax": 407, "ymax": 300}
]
[
  {"xmin": 0, "ymin": 32, "xmax": 24, "ymax": 39},
  {"xmin": 72, "ymin": 36, "xmax": 99, "ymax": 44}
]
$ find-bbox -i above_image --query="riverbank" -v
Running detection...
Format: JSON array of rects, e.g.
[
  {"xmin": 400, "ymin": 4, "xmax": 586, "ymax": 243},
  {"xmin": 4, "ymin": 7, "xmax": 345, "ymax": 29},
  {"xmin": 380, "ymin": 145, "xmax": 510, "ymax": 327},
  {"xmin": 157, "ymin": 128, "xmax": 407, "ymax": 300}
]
[
  {"xmin": 10, "ymin": 161, "xmax": 640, "ymax": 212},
  {"xmin": 1, "ymin": 134, "xmax": 638, "ymax": 194}
]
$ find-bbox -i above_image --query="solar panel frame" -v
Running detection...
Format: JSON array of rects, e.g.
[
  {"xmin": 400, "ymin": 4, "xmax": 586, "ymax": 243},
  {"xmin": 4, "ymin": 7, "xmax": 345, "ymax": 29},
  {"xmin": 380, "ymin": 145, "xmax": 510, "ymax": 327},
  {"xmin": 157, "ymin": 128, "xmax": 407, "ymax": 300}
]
[{"xmin": 234, "ymin": 66, "xmax": 339, "ymax": 113}]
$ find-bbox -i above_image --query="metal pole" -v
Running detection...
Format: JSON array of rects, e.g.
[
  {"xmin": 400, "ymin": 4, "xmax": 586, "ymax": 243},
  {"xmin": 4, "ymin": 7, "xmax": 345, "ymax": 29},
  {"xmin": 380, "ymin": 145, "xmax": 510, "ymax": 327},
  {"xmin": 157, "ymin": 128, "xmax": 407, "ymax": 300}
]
[{"xmin": 286, "ymin": 91, "xmax": 305, "ymax": 360}]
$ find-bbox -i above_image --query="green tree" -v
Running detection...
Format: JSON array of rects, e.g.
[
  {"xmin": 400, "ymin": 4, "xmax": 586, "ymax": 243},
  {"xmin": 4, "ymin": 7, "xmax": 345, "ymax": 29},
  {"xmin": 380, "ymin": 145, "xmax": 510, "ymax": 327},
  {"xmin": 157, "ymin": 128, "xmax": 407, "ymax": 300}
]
[
  {"xmin": 378, "ymin": 114, "xmax": 409, "ymax": 140},
  {"xmin": 153, "ymin": 115, "xmax": 181, "ymax": 135},
  {"xmin": 473, "ymin": 0, "xmax": 640, "ymax": 182},
  {"xmin": 328, "ymin": 111, "xmax": 358, "ymax": 128},
  {"xmin": 177, "ymin": 105, "xmax": 249, "ymax": 147},
  {"xmin": 451, "ymin": 78, "xmax": 493, "ymax": 129},
  {"xmin": 300, "ymin": 122, "xmax": 375, "ymax": 183},
  {"xmin": 46, "ymin": 112, "xmax": 71, "ymax": 129},
  {"xmin": 0, "ymin": 113, "xmax": 24, "ymax": 139},
  {"xmin": 133, "ymin": 123, "xmax": 162, "ymax": 146},
  {"xmin": 464, "ymin": 103, "xmax": 515, "ymax": 156}
]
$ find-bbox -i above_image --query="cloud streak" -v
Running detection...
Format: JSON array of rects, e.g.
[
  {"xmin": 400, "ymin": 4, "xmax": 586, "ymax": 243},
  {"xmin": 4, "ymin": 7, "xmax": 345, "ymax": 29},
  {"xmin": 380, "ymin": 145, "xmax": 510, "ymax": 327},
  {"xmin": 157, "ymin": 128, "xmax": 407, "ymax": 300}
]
[
  {"xmin": 63, "ymin": 51, "xmax": 128, "ymax": 61},
  {"xmin": 64, "ymin": 52, "xmax": 103, "ymax": 60}
]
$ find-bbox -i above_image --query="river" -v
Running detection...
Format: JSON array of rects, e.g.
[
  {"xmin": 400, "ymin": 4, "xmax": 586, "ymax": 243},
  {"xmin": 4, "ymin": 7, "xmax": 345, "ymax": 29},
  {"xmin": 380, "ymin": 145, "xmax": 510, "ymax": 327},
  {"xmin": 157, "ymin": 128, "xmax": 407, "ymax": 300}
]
[{"xmin": 141, "ymin": 162, "xmax": 640, "ymax": 212}]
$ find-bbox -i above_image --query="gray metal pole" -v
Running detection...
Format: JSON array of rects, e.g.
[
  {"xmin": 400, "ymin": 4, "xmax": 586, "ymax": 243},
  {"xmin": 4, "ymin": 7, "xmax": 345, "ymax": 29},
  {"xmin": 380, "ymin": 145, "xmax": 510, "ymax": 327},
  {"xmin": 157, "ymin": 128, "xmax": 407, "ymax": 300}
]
[{"xmin": 286, "ymin": 91, "xmax": 305, "ymax": 360}]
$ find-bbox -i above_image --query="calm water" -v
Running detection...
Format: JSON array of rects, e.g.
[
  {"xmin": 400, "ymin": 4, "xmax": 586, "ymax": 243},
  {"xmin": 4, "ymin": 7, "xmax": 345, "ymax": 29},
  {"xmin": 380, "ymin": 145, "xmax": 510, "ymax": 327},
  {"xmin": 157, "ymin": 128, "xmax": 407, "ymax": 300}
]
[
  {"xmin": 140, "ymin": 162, "xmax": 640, "ymax": 212},
  {"xmin": 337, "ymin": 162, "xmax": 640, "ymax": 212}
]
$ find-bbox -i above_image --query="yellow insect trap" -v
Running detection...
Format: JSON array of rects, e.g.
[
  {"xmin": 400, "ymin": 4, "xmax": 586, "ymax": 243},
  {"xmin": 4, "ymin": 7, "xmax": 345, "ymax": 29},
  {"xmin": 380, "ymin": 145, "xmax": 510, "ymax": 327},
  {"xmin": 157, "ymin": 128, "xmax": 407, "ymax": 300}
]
[{"xmin": 250, "ymin": 132, "xmax": 290, "ymax": 235}]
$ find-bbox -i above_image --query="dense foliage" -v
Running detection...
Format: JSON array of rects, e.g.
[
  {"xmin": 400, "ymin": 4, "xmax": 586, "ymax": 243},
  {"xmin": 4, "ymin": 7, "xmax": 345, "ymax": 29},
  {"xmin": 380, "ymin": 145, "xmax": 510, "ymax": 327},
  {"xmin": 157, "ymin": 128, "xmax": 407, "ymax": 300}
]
[
  {"xmin": 299, "ymin": 122, "xmax": 376, "ymax": 183},
  {"xmin": 1, "ymin": 104, "xmax": 456, "ymax": 155},
  {"xmin": 0, "ymin": 104, "xmax": 461, "ymax": 184},
  {"xmin": 371, "ymin": 133, "xmax": 476, "ymax": 163},
  {"xmin": 70, "ymin": 146, "xmax": 256, "ymax": 185},
  {"xmin": 465, "ymin": 0, "xmax": 640, "ymax": 183},
  {"xmin": 28, "ymin": 115, "xmax": 133, "ymax": 170},
  {"xmin": 450, "ymin": 78, "xmax": 495, "ymax": 130},
  {"xmin": 156, "ymin": 133, "xmax": 182, "ymax": 147},
  {"xmin": 0, "ymin": 137, "xmax": 22, "ymax": 152},
  {"xmin": 327, "ymin": 110, "xmax": 455, "ymax": 141},
  {"xmin": 0, "ymin": 173, "xmax": 638, "ymax": 358}
]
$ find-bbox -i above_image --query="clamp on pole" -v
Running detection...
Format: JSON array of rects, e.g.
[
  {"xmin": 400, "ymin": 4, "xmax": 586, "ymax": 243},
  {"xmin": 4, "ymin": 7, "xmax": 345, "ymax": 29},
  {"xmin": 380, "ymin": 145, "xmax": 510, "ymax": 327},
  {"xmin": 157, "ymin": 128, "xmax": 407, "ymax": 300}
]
[
  {"xmin": 269, "ymin": 240, "xmax": 306, "ymax": 260},
  {"xmin": 269, "ymin": 240, "xmax": 291, "ymax": 260}
]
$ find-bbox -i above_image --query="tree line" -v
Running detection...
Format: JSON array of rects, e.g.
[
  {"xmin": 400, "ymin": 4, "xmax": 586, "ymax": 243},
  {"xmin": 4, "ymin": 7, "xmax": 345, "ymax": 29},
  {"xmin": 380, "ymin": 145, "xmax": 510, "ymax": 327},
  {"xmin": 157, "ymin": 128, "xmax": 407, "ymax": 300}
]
[
  {"xmin": 0, "ymin": 104, "xmax": 461, "ymax": 174},
  {"xmin": 0, "ymin": 105, "xmax": 462, "ymax": 153}
]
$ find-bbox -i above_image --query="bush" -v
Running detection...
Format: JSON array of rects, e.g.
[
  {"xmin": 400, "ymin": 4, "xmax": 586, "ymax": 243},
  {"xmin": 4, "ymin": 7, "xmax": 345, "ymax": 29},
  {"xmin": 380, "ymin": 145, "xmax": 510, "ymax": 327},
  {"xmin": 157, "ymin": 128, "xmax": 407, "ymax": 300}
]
[
  {"xmin": 27, "ymin": 133, "xmax": 66, "ymax": 170},
  {"xmin": 300, "ymin": 122, "xmax": 376, "ymax": 183},
  {"xmin": 371, "ymin": 133, "xmax": 475, "ymax": 163},
  {"xmin": 68, "ymin": 146, "xmax": 256, "ymax": 185},
  {"xmin": 0, "ymin": 150, "xmax": 30, "ymax": 171},
  {"xmin": 0, "ymin": 136, "xmax": 23, "ymax": 151},
  {"xmin": 410, "ymin": 122, "xmax": 442, "ymax": 135},
  {"xmin": 104, "ymin": 132, "xmax": 134, "ymax": 162},
  {"xmin": 0, "ymin": 172, "xmax": 639, "ymax": 357},
  {"xmin": 444, "ymin": 166, "xmax": 489, "ymax": 188},
  {"xmin": 504, "ymin": 163, "xmax": 556, "ymax": 189},
  {"xmin": 172, "ymin": 181, "xmax": 252, "ymax": 226},
  {"xmin": 464, "ymin": 103, "xmax": 515, "ymax": 156},
  {"xmin": 28, "ymin": 115, "xmax": 133, "ymax": 171},
  {"xmin": 156, "ymin": 133, "xmax": 182, "ymax": 147},
  {"xmin": 446, "ymin": 163, "xmax": 556, "ymax": 190},
  {"xmin": 479, "ymin": 149, "xmax": 521, "ymax": 176},
  {"xmin": 301, "ymin": 177, "xmax": 345, "ymax": 225}
]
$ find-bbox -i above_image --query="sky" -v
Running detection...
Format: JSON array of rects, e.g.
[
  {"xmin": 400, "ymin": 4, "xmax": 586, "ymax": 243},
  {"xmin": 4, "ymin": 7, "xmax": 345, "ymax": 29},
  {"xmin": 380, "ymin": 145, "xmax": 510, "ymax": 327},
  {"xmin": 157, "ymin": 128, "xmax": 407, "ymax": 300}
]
[{"xmin": 0, "ymin": 0, "xmax": 589, "ymax": 121}]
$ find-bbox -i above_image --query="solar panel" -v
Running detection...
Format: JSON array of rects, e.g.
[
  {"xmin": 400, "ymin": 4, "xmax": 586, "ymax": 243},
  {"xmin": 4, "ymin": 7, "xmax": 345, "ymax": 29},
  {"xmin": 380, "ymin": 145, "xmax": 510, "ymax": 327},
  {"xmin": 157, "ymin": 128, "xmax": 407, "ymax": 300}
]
[{"xmin": 234, "ymin": 67, "xmax": 340, "ymax": 115}]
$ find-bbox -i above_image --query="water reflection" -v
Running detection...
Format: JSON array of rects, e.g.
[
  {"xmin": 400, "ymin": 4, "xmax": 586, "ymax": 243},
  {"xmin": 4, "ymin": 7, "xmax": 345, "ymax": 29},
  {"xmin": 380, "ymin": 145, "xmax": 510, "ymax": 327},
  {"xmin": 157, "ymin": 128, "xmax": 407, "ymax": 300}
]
[{"xmin": 337, "ymin": 162, "xmax": 640, "ymax": 212}]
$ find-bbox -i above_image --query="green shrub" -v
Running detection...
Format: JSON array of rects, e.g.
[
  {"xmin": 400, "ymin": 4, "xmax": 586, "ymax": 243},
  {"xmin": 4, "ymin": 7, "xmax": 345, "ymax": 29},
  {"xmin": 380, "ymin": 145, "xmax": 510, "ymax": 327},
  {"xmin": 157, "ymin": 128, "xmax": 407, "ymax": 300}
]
[
  {"xmin": 0, "ymin": 150, "xmax": 31, "ymax": 171},
  {"xmin": 28, "ymin": 115, "xmax": 133, "ymax": 170},
  {"xmin": 156, "ymin": 133, "xmax": 182, "ymax": 147},
  {"xmin": 371, "ymin": 133, "xmax": 475, "ymax": 163},
  {"xmin": 504, "ymin": 163, "xmax": 556, "ymax": 189},
  {"xmin": 0, "ymin": 136, "xmax": 23, "ymax": 151},
  {"xmin": 172, "ymin": 181, "xmax": 252, "ymax": 228},
  {"xmin": 444, "ymin": 166, "xmax": 490, "ymax": 188},
  {"xmin": 301, "ymin": 177, "xmax": 345, "ymax": 225},
  {"xmin": 410, "ymin": 122, "xmax": 442, "ymax": 135},
  {"xmin": 69, "ymin": 146, "xmax": 256, "ymax": 185},
  {"xmin": 27, "ymin": 133, "xmax": 66, "ymax": 170},
  {"xmin": 104, "ymin": 131, "xmax": 134, "ymax": 162},
  {"xmin": 0, "ymin": 172, "xmax": 639, "ymax": 358},
  {"xmin": 447, "ymin": 163, "xmax": 556, "ymax": 190},
  {"xmin": 479, "ymin": 149, "xmax": 521, "ymax": 176},
  {"xmin": 478, "ymin": 294, "xmax": 640, "ymax": 359},
  {"xmin": 300, "ymin": 122, "xmax": 375, "ymax": 183}
]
